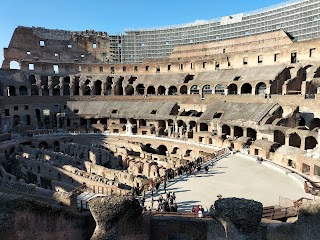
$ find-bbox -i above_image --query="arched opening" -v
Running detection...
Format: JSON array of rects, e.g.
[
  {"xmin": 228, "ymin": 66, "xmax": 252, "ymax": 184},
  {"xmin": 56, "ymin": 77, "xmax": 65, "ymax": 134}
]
[
  {"xmin": 12, "ymin": 115, "xmax": 20, "ymax": 126},
  {"xmin": 158, "ymin": 86, "xmax": 166, "ymax": 95},
  {"xmin": 35, "ymin": 109, "xmax": 41, "ymax": 124},
  {"xmin": 189, "ymin": 121, "xmax": 196, "ymax": 131},
  {"xmin": 171, "ymin": 147, "xmax": 179, "ymax": 154},
  {"xmin": 222, "ymin": 125, "xmax": 231, "ymax": 139},
  {"xmin": 147, "ymin": 86, "xmax": 155, "ymax": 95},
  {"xmin": 52, "ymin": 76, "xmax": 60, "ymax": 96},
  {"xmin": 215, "ymin": 84, "xmax": 225, "ymax": 94},
  {"xmin": 57, "ymin": 173, "xmax": 62, "ymax": 182},
  {"xmin": 168, "ymin": 86, "xmax": 177, "ymax": 95},
  {"xmin": 39, "ymin": 142, "xmax": 49, "ymax": 149},
  {"xmin": 125, "ymin": 85, "xmax": 134, "ymax": 95},
  {"xmin": 105, "ymin": 77, "xmax": 113, "ymax": 95},
  {"xmin": 26, "ymin": 115, "xmax": 31, "ymax": 125},
  {"xmin": 180, "ymin": 85, "xmax": 187, "ymax": 94},
  {"xmin": 247, "ymin": 128, "xmax": 257, "ymax": 141},
  {"xmin": 10, "ymin": 61, "xmax": 20, "ymax": 70},
  {"xmin": 228, "ymin": 84, "xmax": 238, "ymax": 95},
  {"xmin": 202, "ymin": 85, "xmax": 212, "ymax": 95},
  {"xmin": 310, "ymin": 118, "xmax": 320, "ymax": 131},
  {"xmin": 94, "ymin": 80, "xmax": 102, "ymax": 95},
  {"xmin": 53, "ymin": 141, "xmax": 60, "ymax": 151},
  {"xmin": 139, "ymin": 119, "xmax": 146, "ymax": 126},
  {"xmin": 8, "ymin": 86, "xmax": 16, "ymax": 96},
  {"xmin": 114, "ymin": 78, "xmax": 123, "ymax": 95},
  {"xmin": 74, "ymin": 77, "xmax": 80, "ymax": 95},
  {"xmin": 157, "ymin": 145, "xmax": 168, "ymax": 156},
  {"xmin": 255, "ymin": 82, "xmax": 267, "ymax": 95},
  {"xmin": 40, "ymin": 76, "xmax": 49, "ymax": 96},
  {"xmin": 289, "ymin": 133, "xmax": 301, "ymax": 148},
  {"xmin": 190, "ymin": 85, "xmax": 199, "ymax": 94},
  {"xmin": 63, "ymin": 76, "xmax": 70, "ymax": 95},
  {"xmin": 83, "ymin": 80, "xmax": 91, "ymax": 95},
  {"xmin": 305, "ymin": 136, "xmax": 318, "ymax": 150},
  {"xmin": 274, "ymin": 130, "xmax": 285, "ymax": 146},
  {"xmin": 234, "ymin": 126, "xmax": 243, "ymax": 138},
  {"xmin": 29, "ymin": 75, "xmax": 39, "ymax": 95},
  {"xmin": 129, "ymin": 118, "xmax": 137, "ymax": 134},
  {"xmin": 200, "ymin": 123, "xmax": 208, "ymax": 131},
  {"xmin": 19, "ymin": 86, "xmax": 28, "ymax": 96},
  {"xmin": 241, "ymin": 83, "xmax": 252, "ymax": 94},
  {"xmin": 136, "ymin": 84, "xmax": 145, "ymax": 95},
  {"xmin": 185, "ymin": 149, "xmax": 192, "ymax": 157}
]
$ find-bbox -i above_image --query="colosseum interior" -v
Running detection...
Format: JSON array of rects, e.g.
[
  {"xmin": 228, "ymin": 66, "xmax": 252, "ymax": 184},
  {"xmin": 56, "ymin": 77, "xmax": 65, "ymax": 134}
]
[{"xmin": 2, "ymin": 2, "xmax": 320, "ymax": 239}]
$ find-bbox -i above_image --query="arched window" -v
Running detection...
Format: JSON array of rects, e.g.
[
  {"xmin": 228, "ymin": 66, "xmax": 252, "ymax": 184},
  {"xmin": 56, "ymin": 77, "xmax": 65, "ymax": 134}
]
[
  {"xmin": 10, "ymin": 61, "xmax": 20, "ymax": 70},
  {"xmin": 190, "ymin": 85, "xmax": 199, "ymax": 94},
  {"xmin": 215, "ymin": 84, "xmax": 224, "ymax": 94},
  {"xmin": 202, "ymin": 85, "xmax": 212, "ymax": 95}
]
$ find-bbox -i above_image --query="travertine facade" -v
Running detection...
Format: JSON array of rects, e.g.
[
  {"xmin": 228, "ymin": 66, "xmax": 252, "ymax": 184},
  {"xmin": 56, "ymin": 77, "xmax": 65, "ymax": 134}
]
[{"xmin": 1, "ymin": 23, "xmax": 320, "ymax": 201}]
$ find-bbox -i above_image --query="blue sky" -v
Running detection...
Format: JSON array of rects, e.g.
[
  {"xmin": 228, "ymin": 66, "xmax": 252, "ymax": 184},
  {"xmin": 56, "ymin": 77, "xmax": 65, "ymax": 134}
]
[{"xmin": 0, "ymin": 0, "xmax": 288, "ymax": 65}]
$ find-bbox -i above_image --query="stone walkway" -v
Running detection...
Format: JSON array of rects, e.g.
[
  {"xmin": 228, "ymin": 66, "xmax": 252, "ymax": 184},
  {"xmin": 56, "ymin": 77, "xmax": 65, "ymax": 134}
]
[{"xmin": 144, "ymin": 154, "xmax": 316, "ymax": 212}]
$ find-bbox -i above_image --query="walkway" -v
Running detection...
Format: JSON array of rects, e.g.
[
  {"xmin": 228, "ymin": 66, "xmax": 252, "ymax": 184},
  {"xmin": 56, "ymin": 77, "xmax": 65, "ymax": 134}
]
[{"xmin": 144, "ymin": 154, "xmax": 314, "ymax": 212}]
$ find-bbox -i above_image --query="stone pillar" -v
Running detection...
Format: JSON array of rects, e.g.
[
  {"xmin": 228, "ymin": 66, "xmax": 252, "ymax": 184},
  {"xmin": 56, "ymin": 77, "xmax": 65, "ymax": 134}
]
[
  {"xmin": 300, "ymin": 137, "xmax": 306, "ymax": 151},
  {"xmin": 230, "ymin": 126, "xmax": 235, "ymax": 139},
  {"xmin": 48, "ymin": 76, "xmax": 53, "ymax": 96},
  {"xmin": 266, "ymin": 84, "xmax": 271, "ymax": 95},
  {"xmin": 282, "ymin": 83, "xmax": 287, "ymax": 95},
  {"xmin": 224, "ymin": 88, "xmax": 228, "ymax": 95},
  {"xmin": 301, "ymin": 81, "xmax": 307, "ymax": 95},
  {"xmin": 27, "ymin": 88, "xmax": 31, "ymax": 96},
  {"xmin": 243, "ymin": 128, "xmax": 248, "ymax": 138},
  {"xmin": 38, "ymin": 88, "xmax": 43, "ymax": 96},
  {"xmin": 285, "ymin": 135, "xmax": 290, "ymax": 146}
]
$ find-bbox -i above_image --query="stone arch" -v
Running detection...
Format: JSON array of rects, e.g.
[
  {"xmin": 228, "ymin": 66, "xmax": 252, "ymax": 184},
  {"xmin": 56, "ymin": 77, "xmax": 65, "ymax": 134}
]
[
  {"xmin": 228, "ymin": 84, "xmax": 237, "ymax": 95},
  {"xmin": 125, "ymin": 85, "xmax": 134, "ymax": 95},
  {"xmin": 189, "ymin": 121, "xmax": 196, "ymax": 131},
  {"xmin": 39, "ymin": 141, "xmax": 49, "ymax": 149},
  {"xmin": 305, "ymin": 136, "xmax": 318, "ymax": 150},
  {"xmin": 190, "ymin": 85, "xmax": 199, "ymax": 94},
  {"xmin": 157, "ymin": 145, "xmax": 168, "ymax": 155},
  {"xmin": 83, "ymin": 80, "xmax": 91, "ymax": 95},
  {"xmin": 200, "ymin": 122, "xmax": 208, "ymax": 131},
  {"xmin": 171, "ymin": 147, "xmax": 179, "ymax": 154},
  {"xmin": 8, "ymin": 86, "xmax": 16, "ymax": 96},
  {"xmin": 215, "ymin": 84, "xmax": 225, "ymax": 94},
  {"xmin": 185, "ymin": 149, "xmax": 192, "ymax": 157},
  {"xmin": 94, "ymin": 80, "xmax": 102, "ymax": 95},
  {"xmin": 177, "ymin": 120, "xmax": 187, "ymax": 128},
  {"xmin": 114, "ymin": 77, "xmax": 123, "ymax": 95},
  {"xmin": 158, "ymin": 86, "xmax": 166, "ymax": 95},
  {"xmin": 29, "ymin": 75, "xmax": 38, "ymax": 95},
  {"xmin": 168, "ymin": 86, "xmax": 177, "ymax": 95},
  {"xmin": 309, "ymin": 118, "xmax": 320, "ymax": 131},
  {"xmin": 136, "ymin": 84, "xmax": 145, "ymax": 95},
  {"xmin": 52, "ymin": 76, "xmax": 60, "ymax": 96},
  {"xmin": 289, "ymin": 133, "xmax": 301, "ymax": 148},
  {"xmin": 180, "ymin": 85, "xmax": 188, "ymax": 94},
  {"xmin": 73, "ymin": 77, "xmax": 80, "ymax": 95},
  {"xmin": 12, "ymin": 115, "xmax": 20, "ymax": 126},
  {"xmin": 274, "ymin": 130, "xmax": 285, "ymax": 146},
  {"xmin": 247, "ymin": 128, "xmax": 257, "ymax": 140},
  {"xmin": 63, "ymin": 76, "xmax": 70, "ymax": 95},
  {"xmin": 241, "ymin": 83, "xmax": 252, "ymax": 94},
  {"xmin": 147, "ymin": 86, "xmax": 155, "ymax": 95},
  {"xmin": 202, "ymin": 85, "xmax": 212, "ymax": 95},
  {"xmin": 19, "ymin": 86, "xmax": 28, "ymax": 96},
  {"xmin": 255, "ymin": 82, "xmax": 267, "ymax": 95},
  {"xmin": 26, "ymin": 114, "xmax": 31, "ymax": 125},
  {"xmin": 10, "ymin": 61, "xmax": 20, "ymax": 70},
  {"xmin": 234, "ymin": 126, "xmax": 243, "ymax": 138},
  {"xmin": 222, "ymin": 125, "xmax": 231, "ymax": 137},
  {"xmin": 53, "ymin": 141, "xmax": 60, "ymax": 151},
  {"xmin": 139, "ymin": 119, "xmax": 146, "ymax": 126}
]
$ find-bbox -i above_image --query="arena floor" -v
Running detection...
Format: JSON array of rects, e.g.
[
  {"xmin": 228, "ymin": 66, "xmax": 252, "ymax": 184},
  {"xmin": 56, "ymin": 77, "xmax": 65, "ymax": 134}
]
[{"xmin": 145, "ymin": 154, "xmax": 315, "ymax": 212}]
